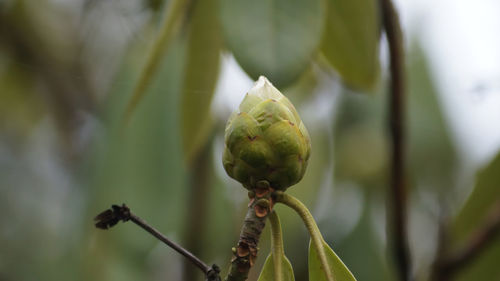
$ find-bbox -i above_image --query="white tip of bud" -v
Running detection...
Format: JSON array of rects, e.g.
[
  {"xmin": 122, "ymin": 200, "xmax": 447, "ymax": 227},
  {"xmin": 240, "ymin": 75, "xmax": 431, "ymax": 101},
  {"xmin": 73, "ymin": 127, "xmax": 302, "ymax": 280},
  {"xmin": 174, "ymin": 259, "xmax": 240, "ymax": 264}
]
[
  {"xmin": 255, "ymin": 75, "xmax": 272, "ymax": 88},
  {"xmin": 248, "ymin": 75, "xmax": 283, "ymax": 100}
]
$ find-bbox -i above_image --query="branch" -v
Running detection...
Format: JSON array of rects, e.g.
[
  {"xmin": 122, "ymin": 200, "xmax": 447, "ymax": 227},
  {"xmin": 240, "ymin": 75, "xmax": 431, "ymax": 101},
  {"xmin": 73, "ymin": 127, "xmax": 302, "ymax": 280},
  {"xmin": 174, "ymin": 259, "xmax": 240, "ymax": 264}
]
[
  {"xmin": 225, "ymin": 187, "xmax": 274, "ymax": 281},
  {"xmin": 94, "ymin": 204, "xmax": 221, "ymax": 281},
  {"xmin": 380, "ymin": 0, "xmax": 411, "ymax": 280},
  {"xmin": 433, "ymin": 201, "xmax": 500, "ymax": 280}
]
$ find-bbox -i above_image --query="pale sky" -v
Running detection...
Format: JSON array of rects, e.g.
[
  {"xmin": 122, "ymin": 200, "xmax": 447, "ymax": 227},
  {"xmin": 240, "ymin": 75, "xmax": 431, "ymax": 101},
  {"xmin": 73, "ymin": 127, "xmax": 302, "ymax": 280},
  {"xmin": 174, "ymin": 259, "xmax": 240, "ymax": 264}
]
[{"xmin": 396, "ymin": 0, "xmax": 500, "ymax": 166}]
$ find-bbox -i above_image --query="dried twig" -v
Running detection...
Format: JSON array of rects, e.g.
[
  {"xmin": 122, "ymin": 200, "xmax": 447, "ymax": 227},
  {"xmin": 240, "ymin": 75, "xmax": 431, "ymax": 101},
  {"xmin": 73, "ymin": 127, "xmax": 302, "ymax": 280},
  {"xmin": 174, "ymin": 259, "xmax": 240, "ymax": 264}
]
[{"xmin": 94, "ymin": 204, "xmax": 221, "ymax": 281}]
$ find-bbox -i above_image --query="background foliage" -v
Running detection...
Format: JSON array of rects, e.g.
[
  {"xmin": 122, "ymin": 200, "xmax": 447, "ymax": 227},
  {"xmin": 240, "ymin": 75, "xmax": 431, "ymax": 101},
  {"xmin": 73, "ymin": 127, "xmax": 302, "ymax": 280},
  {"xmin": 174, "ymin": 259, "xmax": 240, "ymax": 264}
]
[{"xmin": 0, "ymin": 0, "xmax": 499, "ymax": 281}]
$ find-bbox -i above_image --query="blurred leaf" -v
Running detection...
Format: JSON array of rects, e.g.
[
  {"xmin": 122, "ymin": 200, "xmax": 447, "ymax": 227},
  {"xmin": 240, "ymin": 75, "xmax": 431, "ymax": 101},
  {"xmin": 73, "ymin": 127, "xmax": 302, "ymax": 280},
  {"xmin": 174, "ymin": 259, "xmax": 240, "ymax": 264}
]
[
  {"xmin": 333, "ymin": 42, "xmax": 457, "ymax": 192},
  {"xmin": 181, "ymin": 0, "xmax": 221, "ymax": 165},
  {"xmin": 407, "ymin": 43, "xmax": 458, "ymax": 193},
  {"xmin": 85, "ymin": 36, "xmax": 188, "ymax": 281},
  {"xmin": 451, "ymin": 151, "xmax": 500, "ymax": 281},
  {"xmin": 219, "ymin": 0, "xmax": 325, "ymax": 88},
  {"xmin": 145, "ymin": 0, "xmax": 164, "ymax": 11},
  {"xmin": 335, "ymin": 196, "xmax": 394, "ymax": 281},
  {"xmin": 283, "ymin": 66, "xmax": 320, "ymax": 104},
  {"xmin": 0, "ymin": 62, "xmax": 43, "ymax": 136},
  {"xmin": 202, "ymin": 171, "xmax": 239, "ymax": 265},
  {"xmin": 309, "ymin": 239, "xmax": 357, "ymax": 281},
  {"xmin": 257, "ymin": 253, "xmax": 296, "ymax": 281},
  {"xmin": 321, "ymin": 0, "xmax": 380, "ymax": 91},
  {"xmin": 289, "ymin": 125, "xmax": 332, "ymax": 208},
  {"xmin": 1, "ymin": 1, "xmax": 93, "ymax": 144},
  {"xmin": 335, "ymin": 123, "xmax": 388, "ymax": 186},
  {"xmin": 123, "ymin": 0, "xmax": 188, "ymax": 124},
  {"xmin": 453, "ymin": 151, "xmax": 500, "ymax": 241},
  {"xmin": 333, "ymin": 92, "xmax": 388, "ymax": 188}
]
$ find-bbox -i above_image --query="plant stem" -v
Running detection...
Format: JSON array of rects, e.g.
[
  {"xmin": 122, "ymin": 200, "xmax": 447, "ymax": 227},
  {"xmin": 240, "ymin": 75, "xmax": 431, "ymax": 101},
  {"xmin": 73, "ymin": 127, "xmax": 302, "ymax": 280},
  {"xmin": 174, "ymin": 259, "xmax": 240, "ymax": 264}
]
[
  {"xmin": 269, "ymin": 211, "xmax": 284, "ymax": 281},
  {"xmin": 129, "ymin": 210, "xmax": 210, "ymax": 273},
  {"xmin": 274, "ymin": 192, "xmax": 334, "ymax": 281},
  {"xmin": 94, "ymin": 204, "xmax": 221, "ymax": 281},
  {"xmin": 380, "ymin": 0, "xmax": 411, "ymax": 280},
  {"xmin": 123, "ymin": 0, "xmax": 189, "ymax": 125},
  {"xmin": 226, "ymin": 190, "xmax": 273, "ymax": 281}
]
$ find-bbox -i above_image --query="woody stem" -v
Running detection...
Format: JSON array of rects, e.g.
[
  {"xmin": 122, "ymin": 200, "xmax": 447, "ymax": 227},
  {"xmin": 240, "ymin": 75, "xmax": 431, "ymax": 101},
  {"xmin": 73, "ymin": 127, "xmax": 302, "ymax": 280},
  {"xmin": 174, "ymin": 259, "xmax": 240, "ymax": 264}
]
[{"xmin": 225, "ymin": 189, "xmax": 273, "ymax": 281}]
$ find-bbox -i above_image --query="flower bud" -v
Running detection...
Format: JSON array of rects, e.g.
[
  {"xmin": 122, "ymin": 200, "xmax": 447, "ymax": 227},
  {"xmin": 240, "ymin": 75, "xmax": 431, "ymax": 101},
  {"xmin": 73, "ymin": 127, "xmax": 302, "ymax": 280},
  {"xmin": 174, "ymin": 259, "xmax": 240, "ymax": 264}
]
[{"xmin": 223, "ymin": 76, "xmax": 311, "ymax": 191}]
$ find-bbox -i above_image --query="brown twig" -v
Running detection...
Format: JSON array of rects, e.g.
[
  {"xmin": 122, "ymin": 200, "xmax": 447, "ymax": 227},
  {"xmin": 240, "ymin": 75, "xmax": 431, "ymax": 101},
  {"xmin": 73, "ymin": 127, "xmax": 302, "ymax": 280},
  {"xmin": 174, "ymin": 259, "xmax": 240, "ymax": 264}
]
[
  {"xmin": 432, "ymin": 201, "xmax": 500, "ymax": 281},
  {"xmin": 225, "ymin": 187, "xmax": 274, "ymax": 281},
  {"xmin": 94, "ymin": 204, "xmax": 221, "ymax": 281},
  {"xmin": 380, "ymin": 0, "xmax": 411, "ymax": 280}
]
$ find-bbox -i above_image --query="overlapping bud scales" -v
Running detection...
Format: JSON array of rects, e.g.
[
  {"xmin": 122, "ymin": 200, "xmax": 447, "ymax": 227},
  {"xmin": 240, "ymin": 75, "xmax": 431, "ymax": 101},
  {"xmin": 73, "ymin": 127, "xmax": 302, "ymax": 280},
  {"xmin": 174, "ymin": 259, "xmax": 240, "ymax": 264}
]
[{"xmin": 223, "ymin": 76, "xmax": 311, "ymax": 191}]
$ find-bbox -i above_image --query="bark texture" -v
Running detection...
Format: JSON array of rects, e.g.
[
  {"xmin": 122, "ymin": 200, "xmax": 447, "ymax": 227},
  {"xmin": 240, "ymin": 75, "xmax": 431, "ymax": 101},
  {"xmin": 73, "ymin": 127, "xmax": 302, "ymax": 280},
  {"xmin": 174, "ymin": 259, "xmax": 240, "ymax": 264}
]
[{"xmin": 226, "ymin": 187, "xmax": 274, "ymax": 281}]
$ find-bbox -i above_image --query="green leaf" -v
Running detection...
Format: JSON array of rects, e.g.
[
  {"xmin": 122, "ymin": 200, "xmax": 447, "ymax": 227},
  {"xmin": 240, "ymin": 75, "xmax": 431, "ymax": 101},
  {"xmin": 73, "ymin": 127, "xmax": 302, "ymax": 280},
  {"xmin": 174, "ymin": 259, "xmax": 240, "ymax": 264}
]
[
  {"xmin": 87, "ymin": 36, "xmax": 188, "ymax": 281},
  {"xmin": 407, "ymin": 43, "xmax": 458, "ymax": 193},
  {"xmin": 123, "ymin": 0, "xmax": 189, "ymax": 124},
  {"xmin": 453, "ymin": 152, "xmax": 500, "ymax": 241},
  {"xmin": 451, "ymin": 151, "xmax": 500, "ymax": 281},
  {"xmin": 257, "ymin": 253, "xmax": 296, "ymax": 281},
  {"xmin": 335, "ymin": 196, "xmax": 395, "ymax": 281},
  {"xmin": 219, "ymin": 0, "xmax": 325, "ymax": 88},
  {"xmin": 0, "ymin": 62, "xmax": 44, "ymax": 135},
  {"xmin": 309, "ymin": 239, "xmax": 357, "ymax": 281},
  {"xmin": 321, "ymin": 0, "xmax": 380, "ymax": 91},
  {"xmin": 181, "ymin": 0, "xmax": 221, "ymax": 165},
  {"xmin": 333, "ymin": 42, "xmax": 458, "ymax": 192}
]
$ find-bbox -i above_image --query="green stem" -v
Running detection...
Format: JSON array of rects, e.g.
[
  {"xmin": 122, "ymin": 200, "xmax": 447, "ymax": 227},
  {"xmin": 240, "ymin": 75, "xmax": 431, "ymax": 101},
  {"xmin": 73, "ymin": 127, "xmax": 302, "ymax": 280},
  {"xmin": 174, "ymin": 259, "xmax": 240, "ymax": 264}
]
[
  {"xmin": 123, "ymin": 0, "xmax": 189, "ymax": 125},
  {"xmin": 275, "ymin": 192, "xmax": 334, "ymax": 281},
  {"xmin": 269, "ymin": 211, "xmax": 284, "ymax": 281}
]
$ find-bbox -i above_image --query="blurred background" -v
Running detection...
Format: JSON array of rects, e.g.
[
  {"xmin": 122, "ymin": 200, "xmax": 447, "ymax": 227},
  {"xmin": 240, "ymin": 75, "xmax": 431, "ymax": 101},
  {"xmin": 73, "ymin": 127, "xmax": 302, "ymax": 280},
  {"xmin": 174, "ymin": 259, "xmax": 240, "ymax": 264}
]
[{"xmin": 1, "ymin": 0, "xmax": 499, "ymax": 281}]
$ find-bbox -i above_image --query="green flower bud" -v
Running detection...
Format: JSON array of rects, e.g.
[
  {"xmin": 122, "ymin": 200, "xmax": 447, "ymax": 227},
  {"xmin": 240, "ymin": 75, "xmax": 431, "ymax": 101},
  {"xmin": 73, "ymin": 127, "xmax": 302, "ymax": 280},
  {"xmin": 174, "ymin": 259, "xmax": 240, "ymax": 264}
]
[{"xmin": 223, "ymin": 76, "xmax": 311, "ymax": 191}]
